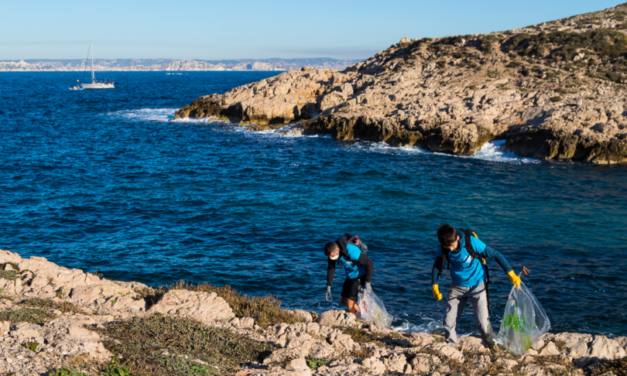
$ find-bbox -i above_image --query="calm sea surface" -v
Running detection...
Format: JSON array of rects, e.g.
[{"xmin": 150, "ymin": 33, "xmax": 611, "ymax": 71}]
[{"xmin": 1, "ymin": 72, "xmax": 626, "ymax": 336}]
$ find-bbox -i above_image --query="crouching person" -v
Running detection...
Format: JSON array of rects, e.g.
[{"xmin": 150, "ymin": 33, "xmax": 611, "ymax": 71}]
[
  {"xmin": 432, "ymin": 224, "xmax": 521, "ymax": 346},
  {"xmin": 324, "ymin": 234, "xmax": 373, "ymax": 314}
]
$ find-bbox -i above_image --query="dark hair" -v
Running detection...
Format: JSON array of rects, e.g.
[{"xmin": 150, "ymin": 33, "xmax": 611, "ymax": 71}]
[
  {"xmin": 324, "ymin": 242, "xmax": 339, "ymax": 257},
  {"xmin": 438, "ymin": 224, "xmax": 457, "ymax": 247}
]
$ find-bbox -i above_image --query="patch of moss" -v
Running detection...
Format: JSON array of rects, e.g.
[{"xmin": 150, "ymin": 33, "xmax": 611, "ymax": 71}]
[
  {"xmin": 0, "ymin": 308, "xmax": 56, "ymax": 325},
  {"xmin": 95, "ymin": 315, "xmax": 277, "ymax": 376}
]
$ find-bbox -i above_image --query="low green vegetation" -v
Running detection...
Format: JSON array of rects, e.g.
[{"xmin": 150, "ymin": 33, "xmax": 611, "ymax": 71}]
[
  {"xmin": 94, "ymin": 315, "xmax": 277, "ymax": 376},
  {"xmin": 0, "ymin": 269, "xmax": 18, "ymax": 280},
  {"xmin": 550, "ymin": 96, "xmax": 563, "ymax": 102},
  {"xmin": 23, "ymin": 341, "xmax": 39, "ymax": 351},
  {"xmin": 586, "ymin": 357, "xmax": 627, "ymax": 376},
  {"xmin": 0, "ymin": 308, "xmax": 56, "ymax": 325},
  {"xmin": 167, "ymin": 281, "xmax": 306, "ymax": 328},
  {"xmin": 342, "ymin": 326, "xmax": 405, "ymax": 349},
  {"xmin": 21, "ymin": 298, "xmax": 86, "ymax": 315},
  {"xmin": 100, "ymin": 360, "xmax": 131, "ymax": 376},
  {"xmin": 306, "ymin": 356, "xmax": 329, "ymax": 371},
  {"xmin": 49, "ymin": 368, "xmax": 89, "ymax": 376}
]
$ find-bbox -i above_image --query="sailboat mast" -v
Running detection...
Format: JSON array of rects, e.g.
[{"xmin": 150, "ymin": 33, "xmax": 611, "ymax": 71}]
[{"xmin": 91, "ymin": 41, "xmax": 95, "ymax": 83}]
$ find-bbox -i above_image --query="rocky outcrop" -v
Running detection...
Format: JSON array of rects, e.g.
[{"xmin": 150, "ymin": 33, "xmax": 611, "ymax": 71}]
[
  {"xmin": 175, "ymin": 4, "xmax": 627, "ymax": 164},
  {"xmin": 1, "ymin": 250, "xmax": 626, "ymax": 375}
]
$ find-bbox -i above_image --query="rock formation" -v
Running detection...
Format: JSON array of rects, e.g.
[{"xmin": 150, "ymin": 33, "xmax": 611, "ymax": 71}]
[
  {"xmin": 175, "ymin": 3, "xmax": 627, "ymax": 164},
  {"xmin": 1, "ymin": 250, "xmax": 626, "ymax": 375}
]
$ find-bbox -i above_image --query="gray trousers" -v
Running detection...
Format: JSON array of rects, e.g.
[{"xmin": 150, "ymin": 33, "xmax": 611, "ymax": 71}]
[{"xmin": 443, "ymin": 282, "xmax": 495, "ymax": 346}]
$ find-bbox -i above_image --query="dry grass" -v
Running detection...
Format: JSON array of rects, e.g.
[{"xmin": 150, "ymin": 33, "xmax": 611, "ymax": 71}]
[
  {"xmin": 0, "ymin": 308, "xmax": 56, "ymax": 325},
  {"xmin": 586, "ymin": 357, "xmax": 627, "ymax": 376},
  {"xmin": 21, "ymin": 298, "xmax": 88, "ymax": 315},
  {"xmin": 168, "ymin": 281, "xmax": 306, "ymax": 328},
  {"xmin": 94, "ymin": 315, "xmax": 277, "ymax": 376}
]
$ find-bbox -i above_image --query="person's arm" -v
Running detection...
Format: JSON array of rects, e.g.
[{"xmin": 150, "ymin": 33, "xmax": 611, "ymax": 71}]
[
  {"xmin": 470, "ymin": 237, "xmax": 513, "ymax": 273},
  {"xmin": 357, "ymin": 253, "xmax": 374, "ymax": 283},
  {"xmin": 431, "ymin": 248, "xmax": 444, "ymax": 300},
  {"xmin": 432, "ymin": 255, "xmax": 443, "ymax": 285},
  {"xmin": 326, "ymin": 259, "xmax": 336, "ymax": 286}
]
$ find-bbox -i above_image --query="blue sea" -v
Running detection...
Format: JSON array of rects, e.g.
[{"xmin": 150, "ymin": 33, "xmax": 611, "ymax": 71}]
[{"xmin": 1, "ymin": 72, "xmax": 626, "ymax": 337}]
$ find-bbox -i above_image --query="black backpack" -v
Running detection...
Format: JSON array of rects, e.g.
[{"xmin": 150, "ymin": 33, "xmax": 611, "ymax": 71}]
[{"xmin": 337, "ymin": 234, "xmax": 368, "ymax": 256}]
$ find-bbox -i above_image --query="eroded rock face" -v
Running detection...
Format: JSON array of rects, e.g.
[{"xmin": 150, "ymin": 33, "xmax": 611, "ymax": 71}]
[
  {"xmin": 146, "ymin": 289, "xmax": 234, "ymax": 325},
  {"xmin": 174, "ymin": 5, "xmax": 627, "ymax": 164},
  {"xmin": 318, "ymin": 309, "xmax": 357, "ymax": 328}
]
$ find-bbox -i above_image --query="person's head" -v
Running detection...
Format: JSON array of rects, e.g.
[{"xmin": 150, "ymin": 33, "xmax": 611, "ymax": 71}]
[
  {"xmin": 438, "ymin": 224, "xmax": 459, "ymax": 251},
  {"xmin": 324, "ymin": 242, "xmax": 340, "ymax": 260}
]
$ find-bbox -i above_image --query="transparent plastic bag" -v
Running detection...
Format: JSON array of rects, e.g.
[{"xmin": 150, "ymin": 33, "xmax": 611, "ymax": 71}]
[
  {"xmin": 357, "ymin": 288, "xmax": 393, "ymax": 328},
  {"xmin": 495, "ymin": 281, "xmax": 551, "ymax": 355}
]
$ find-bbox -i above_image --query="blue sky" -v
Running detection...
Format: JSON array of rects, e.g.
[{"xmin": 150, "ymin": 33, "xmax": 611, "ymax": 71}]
[{"xmin": 0, "ymin": 0, "xmax": 622, "ymax": 60}]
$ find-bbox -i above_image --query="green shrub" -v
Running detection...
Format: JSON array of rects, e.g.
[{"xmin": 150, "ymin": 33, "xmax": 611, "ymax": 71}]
[
  {"xmin": 486, "ymin": 69, "xmax": 500, "ymax": 78},
  {"xmin": 306, "ymin": 356, "xmax": 329, "ymax": 371},
  {"xmin": 101, "ymin": 360, "xmax": 131, "ymax": 376},
  {"xmin": 506, "ymin": 61, "xmax": 523, "ymax": 68},
  {"xmin": 0, "ymin": 308, "xmax": 56, "ymax": 325},
  {"xmin": 550, "ymin": 96, "xmax": 563, "ymax": 102},
  {"xmin": 49, "ymin": 368, "xmax": 88, "ymax": 376},
  {"xmin": 21, "ymin": 298, "xmax": 86, "ymax": 315},
  {"xmin": 23, "ymin": 341, "xmax": 39, "ymax": 351},
  {"xmin": 95, "ymin": 315, "xmax": 277, "ymax": 376}
]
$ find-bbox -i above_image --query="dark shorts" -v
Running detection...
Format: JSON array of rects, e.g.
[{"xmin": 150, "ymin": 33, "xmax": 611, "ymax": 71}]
[{"xmin": 341, "ymin": 277, "xmax": 366, "ymax": 302}]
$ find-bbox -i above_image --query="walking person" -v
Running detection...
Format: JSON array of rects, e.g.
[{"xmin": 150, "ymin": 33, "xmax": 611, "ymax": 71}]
[
  {"xmin": 431, "ymin": 224, "xmax": 521, "ymax": 346},
  {"xmin": 324, "ymin": 234, "xmax": 373, "ymax": 315}
]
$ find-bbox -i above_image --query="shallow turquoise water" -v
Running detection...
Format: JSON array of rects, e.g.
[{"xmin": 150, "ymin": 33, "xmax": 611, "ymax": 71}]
[{"xmin": 1, "ymin": 72, "xmax": 626, "ymax": 336}]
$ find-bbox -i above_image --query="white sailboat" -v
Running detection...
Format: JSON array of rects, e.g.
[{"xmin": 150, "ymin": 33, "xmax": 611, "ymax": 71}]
[{"xmin": 80, "ymin": 41, "xmax": 114, "ymax": 89}]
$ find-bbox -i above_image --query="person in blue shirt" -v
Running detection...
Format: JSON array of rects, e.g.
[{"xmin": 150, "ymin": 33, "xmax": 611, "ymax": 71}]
[
  {"xmin": 432, "ymin": 224, "xmax": 521, "ymax": 346},
  {"xmin": 324, "ymin": 234, "xmax": 374, "ymax": 314}
]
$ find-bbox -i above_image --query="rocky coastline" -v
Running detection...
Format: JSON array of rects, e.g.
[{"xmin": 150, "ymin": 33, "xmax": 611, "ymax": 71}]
[
  {"xmin": 0, "ymin": 250, "xmax": 626, "ymax": 376},
  {"xmin": 174, "ymin": 4, "xmax": 627, "ymax": 164}
]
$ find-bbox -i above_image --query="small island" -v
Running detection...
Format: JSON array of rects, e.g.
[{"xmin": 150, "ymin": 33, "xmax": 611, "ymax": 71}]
[{"xmin": 175, "ymin": 3, "xmax": 627, "ymax": 164}]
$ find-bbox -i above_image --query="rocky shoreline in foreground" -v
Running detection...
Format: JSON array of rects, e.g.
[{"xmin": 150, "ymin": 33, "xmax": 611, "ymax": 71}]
[
  {"xmin": 174, "ymin": 4, "xmax": 627, "ymax": 164},
  {"xmin": 0, "ymin": 249, "xmax": 626, "ymax": 376}
]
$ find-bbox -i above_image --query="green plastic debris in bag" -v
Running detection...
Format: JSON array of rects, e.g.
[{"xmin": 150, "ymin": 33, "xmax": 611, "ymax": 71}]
[
  {"xmin": 495, "ymin": 281, "xmax": 551, "ymax": 355},
  {"xmin": 357, "ymin": 288, "xmax": 393, "ymax": 329}
]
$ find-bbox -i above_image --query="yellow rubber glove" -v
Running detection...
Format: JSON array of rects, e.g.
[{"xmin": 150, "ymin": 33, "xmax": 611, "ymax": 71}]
[
  {"xmin": 432, "ymin": 284, "xmax": 443, "ymax": 301},
  {"xmin": 508, "ymin": 270, "xmax": 521, "ymax": 290}
]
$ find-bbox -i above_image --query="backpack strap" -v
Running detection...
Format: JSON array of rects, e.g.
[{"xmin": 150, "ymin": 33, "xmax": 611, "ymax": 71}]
[{"xmin": 461, "ymin": 229, "xmax": 492, "ymax": 315}]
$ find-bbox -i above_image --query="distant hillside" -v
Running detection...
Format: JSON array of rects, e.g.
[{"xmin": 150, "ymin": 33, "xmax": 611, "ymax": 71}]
[{"xmin": 0, "ymin": 58, "xmax": 361, "ymax": 72}]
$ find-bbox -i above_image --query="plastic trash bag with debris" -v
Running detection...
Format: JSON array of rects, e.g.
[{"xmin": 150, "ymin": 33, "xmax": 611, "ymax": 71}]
[
  {"xmin": 357, "ymin": 288, "xmax": 393, "ymax": 328},
  {"xmin": 495, "ymin": 281, "xmax": 551, "ymax": 355}
]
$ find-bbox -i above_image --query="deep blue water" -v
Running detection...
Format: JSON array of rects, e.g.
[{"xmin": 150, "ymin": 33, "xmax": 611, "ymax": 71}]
[{"xmin": 1, "ymin": 72, "xmax": 626, "ymax": 337}]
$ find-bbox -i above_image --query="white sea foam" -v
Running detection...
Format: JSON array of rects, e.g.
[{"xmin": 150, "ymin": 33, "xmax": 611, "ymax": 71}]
[
  {"xmin": 392, "ymin": 313, "xmax": 443, "ymax": 333},
  {"xmin": 470, "ymin": 140, "xmax": 539, "ymax": 164},
  {"xmin": 108, "ymin": 108, "xmax": 216, "ymax": 123},
  {"xmin": 109, "ymin": 108, "xmax": 541, "ymax": 164},
  {"xmin": 108, "ymin": 108, "xmax": 177, "ymax": 122}
]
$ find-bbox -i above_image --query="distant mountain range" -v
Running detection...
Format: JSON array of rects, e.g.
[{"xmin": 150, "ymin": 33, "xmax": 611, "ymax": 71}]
[{"xmin": 0, "ymin": 58, "xmax": 361, "ymax": 72}]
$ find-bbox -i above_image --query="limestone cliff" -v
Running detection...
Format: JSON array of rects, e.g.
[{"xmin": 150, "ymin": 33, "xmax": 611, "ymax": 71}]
[{"xmin": 175, "ymin": 3, "xmax": 627, "ymax": 164}]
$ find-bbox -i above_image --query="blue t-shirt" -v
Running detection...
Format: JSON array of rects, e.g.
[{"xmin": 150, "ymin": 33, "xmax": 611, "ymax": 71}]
[
  {"xmin": 436, "ymin": 235, "xmax": 487, "ymax": 287},
  {"xmin": 337, "ymin": 244, "xmax": 368, "ymax": 280}
]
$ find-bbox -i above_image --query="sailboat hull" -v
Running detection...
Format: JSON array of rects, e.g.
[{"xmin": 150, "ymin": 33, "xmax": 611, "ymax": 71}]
[{"xmin": 81, "ymin": 83, "xmax": 115, "ymax": 89}]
